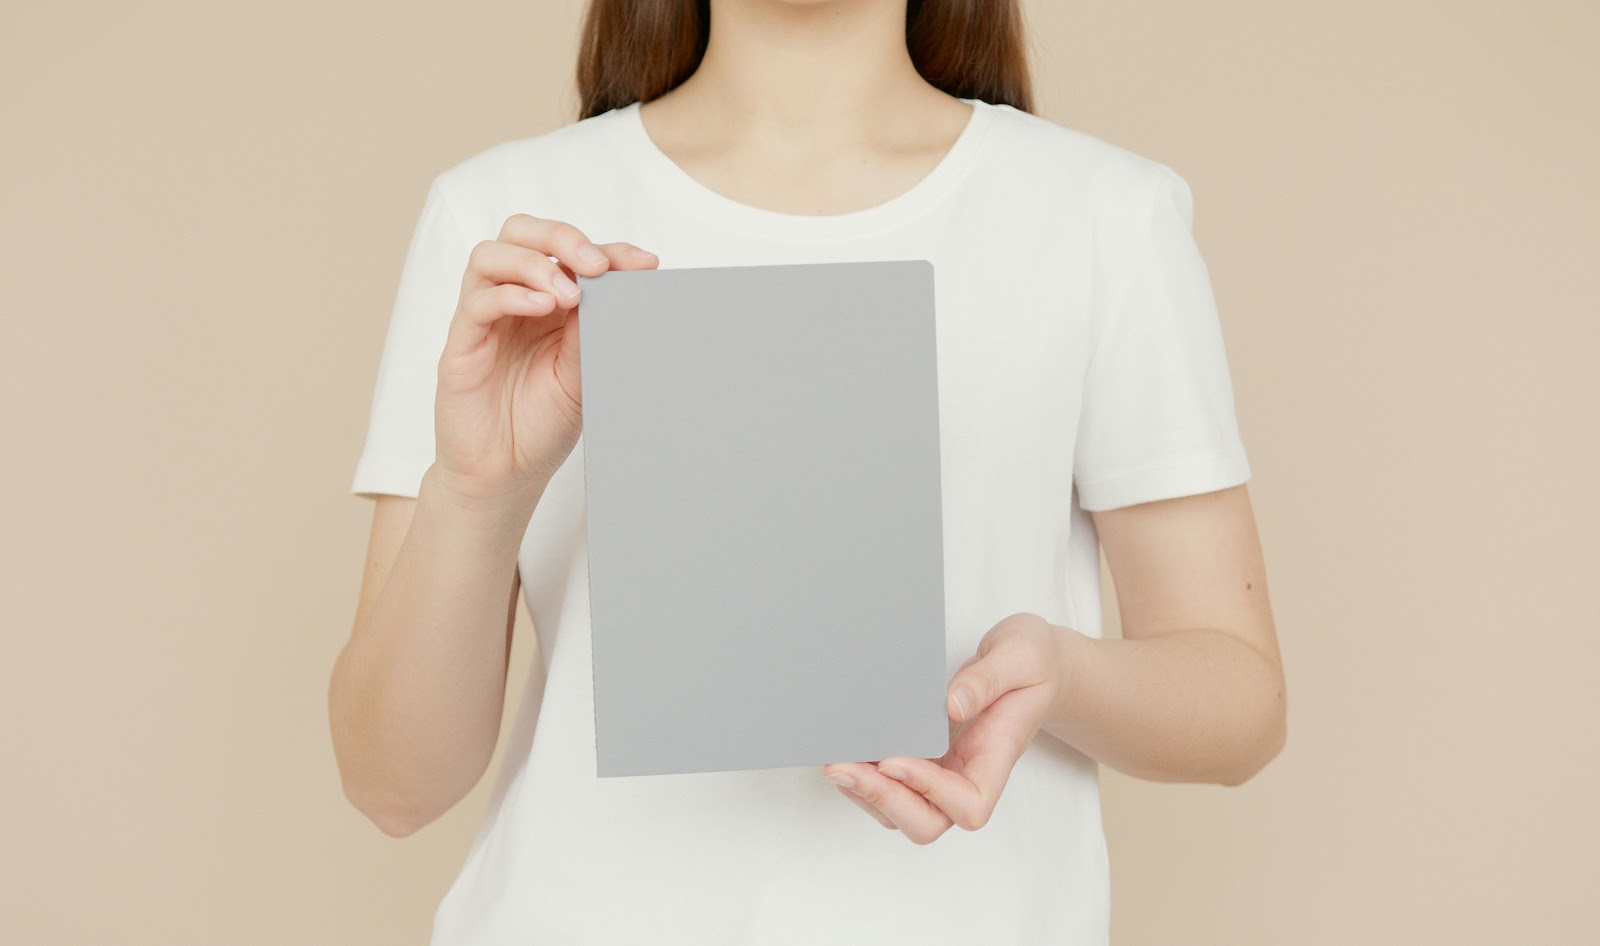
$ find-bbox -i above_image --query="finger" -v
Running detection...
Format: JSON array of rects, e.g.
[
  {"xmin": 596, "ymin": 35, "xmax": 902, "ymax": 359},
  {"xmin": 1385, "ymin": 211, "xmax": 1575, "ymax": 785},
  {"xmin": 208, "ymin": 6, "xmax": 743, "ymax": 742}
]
[
  {"xmin": 832, "ymin": 783, "xmax": 898, "ymax": 829},
  {"xmin": 876, "ymin": 755, "xmax": 996, "ymax": 832},
  {"xmin": 825, "ymin": 763, "xmax": 951, "ymax": 845},
  {"xmin": 944, "ymin": 653, "xmax": 979, "ymax": 723},
  {"xmin": 549, "ymin": 242, "xmax": 658, "ymax": 284},
  {"xmin": 458, "ymin": 282, "xmax": 560, "ymax": 331},
  {"xmin": 948, "ymin": 632, "xmax": 1047, "ymax": 723},
  {"xmin": 592, "ymin": 241, "xmax": 659, "ymax": 271},
  {"xmin": 878, "ymin": 684, "xmax": 1045, "ymax": 832},
  {"xmin": 445, "ymin": 283, "xmax": 563, "ymax": 354},
  {"xmin": 464, "ymin": 240, "xmax": 584, "ymax": 307},
  {"xmin": 497, "ymin": 214, "xmax": 614, "ymax": 277},
  {"xmin": 944, "ymin": 686, "xmax": 1045, "ymax": 802},
  {"xmin": 465, "ymin": 242, "xmax": 654, "ymax": 334},
  {"xmin": 824, "ymin": 762, "xmax": 902, "ymax": 830}
]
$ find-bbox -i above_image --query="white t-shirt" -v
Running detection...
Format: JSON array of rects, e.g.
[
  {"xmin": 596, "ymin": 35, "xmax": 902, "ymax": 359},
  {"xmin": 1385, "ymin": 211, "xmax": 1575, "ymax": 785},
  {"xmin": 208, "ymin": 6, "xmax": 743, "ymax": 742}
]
[{"xmin": 351, "ymin": 97, "xmax": 1251, "ymax": 946}]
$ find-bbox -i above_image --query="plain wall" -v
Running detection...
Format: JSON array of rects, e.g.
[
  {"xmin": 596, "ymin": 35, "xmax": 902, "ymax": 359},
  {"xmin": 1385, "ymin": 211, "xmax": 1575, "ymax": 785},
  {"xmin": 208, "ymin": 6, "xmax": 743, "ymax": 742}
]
[{"xmin": 1, "ymin": 1, "xmax": 1595, "ymax": 943}]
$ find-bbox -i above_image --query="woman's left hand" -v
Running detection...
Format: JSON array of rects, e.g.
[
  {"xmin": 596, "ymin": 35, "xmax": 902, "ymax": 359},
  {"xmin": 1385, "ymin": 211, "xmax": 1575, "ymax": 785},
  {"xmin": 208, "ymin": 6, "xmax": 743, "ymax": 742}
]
[{"xmin": 822, "ymin": 612, "xmax": 1072, "ymax": 843}]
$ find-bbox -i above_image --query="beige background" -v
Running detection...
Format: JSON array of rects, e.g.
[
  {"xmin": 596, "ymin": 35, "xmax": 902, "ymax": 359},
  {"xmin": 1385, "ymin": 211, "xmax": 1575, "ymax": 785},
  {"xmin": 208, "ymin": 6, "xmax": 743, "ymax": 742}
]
[{"xmin": 2, "ymin": 0, "xmax": 1596, "ymax": 943}]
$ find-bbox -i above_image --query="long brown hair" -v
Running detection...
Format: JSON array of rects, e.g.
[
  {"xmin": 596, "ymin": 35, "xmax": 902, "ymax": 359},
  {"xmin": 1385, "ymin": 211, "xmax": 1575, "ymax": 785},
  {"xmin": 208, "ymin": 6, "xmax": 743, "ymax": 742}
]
[{"xmin": 575, "ymin": 0, "xmax": 1033, "ymax": 119}]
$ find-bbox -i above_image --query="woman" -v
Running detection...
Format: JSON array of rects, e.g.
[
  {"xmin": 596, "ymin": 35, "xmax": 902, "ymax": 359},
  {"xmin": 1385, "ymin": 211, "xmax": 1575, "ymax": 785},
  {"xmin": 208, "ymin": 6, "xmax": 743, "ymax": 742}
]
[{"xmin": 329, "ymin": 0, "xmax": 1287, "ymax": 943}]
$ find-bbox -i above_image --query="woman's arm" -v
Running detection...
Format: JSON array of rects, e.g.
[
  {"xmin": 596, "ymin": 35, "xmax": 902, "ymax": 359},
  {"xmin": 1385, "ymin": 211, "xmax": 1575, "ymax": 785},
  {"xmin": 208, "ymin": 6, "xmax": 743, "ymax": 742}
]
[
  {"xmin": 1044, "ymin": 483, "xmax": 1286, "ymax": 786},
  {"xmin": 330, "ymin": 210, "xmax": 659, "ymax": 837},
  {"xmin": 824, "ymin": 484, "xmax": 1285, "ymax": 842},
  {"xmin": 328, "ymin": 467, "xmax": 543, "ymax": 837}
]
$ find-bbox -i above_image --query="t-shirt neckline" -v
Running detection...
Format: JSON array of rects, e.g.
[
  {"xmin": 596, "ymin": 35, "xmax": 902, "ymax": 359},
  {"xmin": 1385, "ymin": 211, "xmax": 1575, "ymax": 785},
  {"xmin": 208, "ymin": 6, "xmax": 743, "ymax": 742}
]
[{"xmin": 611, "ymin": 97, "xmax": 996, "ymax": 240}]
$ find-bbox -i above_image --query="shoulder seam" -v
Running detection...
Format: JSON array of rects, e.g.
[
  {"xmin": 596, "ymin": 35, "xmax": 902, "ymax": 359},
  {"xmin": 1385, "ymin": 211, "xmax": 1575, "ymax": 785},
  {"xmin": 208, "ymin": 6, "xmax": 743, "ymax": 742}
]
[{"xmin": 428, "ymin": 173, "xmax": 481, "ymax": 239}]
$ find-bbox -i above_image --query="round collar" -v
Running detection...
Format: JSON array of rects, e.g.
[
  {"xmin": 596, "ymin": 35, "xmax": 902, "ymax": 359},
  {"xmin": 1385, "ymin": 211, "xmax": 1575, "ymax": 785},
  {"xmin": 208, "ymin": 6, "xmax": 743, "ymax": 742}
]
[{"xmin": 610, "ymin": 96, "xmax": 997, "ymax": 241}]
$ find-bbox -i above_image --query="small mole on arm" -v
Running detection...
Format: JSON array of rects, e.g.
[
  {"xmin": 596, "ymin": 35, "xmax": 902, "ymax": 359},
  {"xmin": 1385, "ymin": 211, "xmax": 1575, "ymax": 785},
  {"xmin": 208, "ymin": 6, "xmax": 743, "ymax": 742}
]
[{"xmin": 1246, "ymin": 582, "xmax": 1254, "ymax": 590}]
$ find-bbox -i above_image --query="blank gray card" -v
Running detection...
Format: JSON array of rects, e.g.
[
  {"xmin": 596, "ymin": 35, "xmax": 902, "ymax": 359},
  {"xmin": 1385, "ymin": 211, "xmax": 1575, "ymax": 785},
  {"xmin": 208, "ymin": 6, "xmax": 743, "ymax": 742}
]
[{"xmin": 575, "ymin": 260, "xmax": 950, "ymax": 778}]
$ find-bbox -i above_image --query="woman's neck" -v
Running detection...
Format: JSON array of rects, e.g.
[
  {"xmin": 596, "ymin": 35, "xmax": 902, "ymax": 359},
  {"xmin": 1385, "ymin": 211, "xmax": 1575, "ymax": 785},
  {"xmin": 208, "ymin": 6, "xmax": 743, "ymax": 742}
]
[
  {"xmin": 664, "ymin": 0, "xmax": 963, "ymax": 141},
  {"xmin": 635, "ymin": 0, "xmax": 973, "ymax": 216}
]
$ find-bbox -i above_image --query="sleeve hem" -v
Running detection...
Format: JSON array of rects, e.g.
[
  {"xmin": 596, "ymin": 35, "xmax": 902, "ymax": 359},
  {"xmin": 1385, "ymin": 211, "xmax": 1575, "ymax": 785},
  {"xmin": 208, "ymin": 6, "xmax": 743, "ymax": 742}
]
[
  {"xmin": 349, "ymin": 453, "xmax": 431, "ymax": 500},
  {"xmin": 1075, "ymin": 447, "xmax": 1251, "ymax": 512}
]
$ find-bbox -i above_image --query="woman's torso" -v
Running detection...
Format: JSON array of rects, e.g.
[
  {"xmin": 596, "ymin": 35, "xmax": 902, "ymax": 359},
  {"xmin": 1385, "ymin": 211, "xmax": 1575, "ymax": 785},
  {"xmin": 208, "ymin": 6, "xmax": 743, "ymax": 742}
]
[{"xmin": 422, "ymin": 98, "xmax": 1167, "ymax": 946}]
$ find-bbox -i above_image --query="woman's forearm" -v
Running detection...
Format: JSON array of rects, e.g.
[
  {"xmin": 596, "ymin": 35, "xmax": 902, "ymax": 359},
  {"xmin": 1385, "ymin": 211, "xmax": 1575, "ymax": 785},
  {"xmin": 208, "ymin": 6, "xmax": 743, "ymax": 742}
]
[
  {"xmin": 1042, "ymin": 624, "xmax": 1287, "ymax": 786},
  {"xmin": 328, "ymin": 464, "xmax": 543, "ymax": 835}
]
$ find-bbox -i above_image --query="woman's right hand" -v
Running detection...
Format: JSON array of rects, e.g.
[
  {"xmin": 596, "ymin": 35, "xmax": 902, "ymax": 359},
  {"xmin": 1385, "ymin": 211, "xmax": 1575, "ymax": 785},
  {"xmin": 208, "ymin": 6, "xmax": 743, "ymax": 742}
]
[{"xmin": 429, "ymin": 213, "xmax": 659, "ymax": 506}]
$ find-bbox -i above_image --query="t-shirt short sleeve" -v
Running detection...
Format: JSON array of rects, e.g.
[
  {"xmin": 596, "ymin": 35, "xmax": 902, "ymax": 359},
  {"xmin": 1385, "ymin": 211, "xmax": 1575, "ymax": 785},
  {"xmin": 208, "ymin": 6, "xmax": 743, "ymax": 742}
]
[
  {"xmin": 349, "ymin": 177, "xmax": 477, "ymax": 499},
  {"xmin": 1072, "ymin": 167, "xmax": 1252, "ymax": 512}
]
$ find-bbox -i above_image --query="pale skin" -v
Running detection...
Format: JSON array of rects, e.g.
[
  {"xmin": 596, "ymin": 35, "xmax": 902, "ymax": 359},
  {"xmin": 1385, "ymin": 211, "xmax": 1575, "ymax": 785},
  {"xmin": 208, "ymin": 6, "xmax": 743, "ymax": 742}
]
[{"xmin": 328, "ymin": 0, "xmax": 1286, "ymax": 840}]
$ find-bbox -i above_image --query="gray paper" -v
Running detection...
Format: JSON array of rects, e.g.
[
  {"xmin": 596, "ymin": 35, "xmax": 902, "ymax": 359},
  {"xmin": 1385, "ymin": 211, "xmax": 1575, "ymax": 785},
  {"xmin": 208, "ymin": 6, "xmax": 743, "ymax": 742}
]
[{"xmin": 576, "ymin": 260, "xmax": 949, "ymax": 778}]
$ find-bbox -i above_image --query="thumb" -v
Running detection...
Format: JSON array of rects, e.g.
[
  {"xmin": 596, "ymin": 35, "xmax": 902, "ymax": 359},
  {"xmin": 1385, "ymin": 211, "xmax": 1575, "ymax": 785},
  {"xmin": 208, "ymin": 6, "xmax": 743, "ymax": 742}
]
[{"xmin": 947, "ymin": 641, "xmax": 1034, "ymax": 723}]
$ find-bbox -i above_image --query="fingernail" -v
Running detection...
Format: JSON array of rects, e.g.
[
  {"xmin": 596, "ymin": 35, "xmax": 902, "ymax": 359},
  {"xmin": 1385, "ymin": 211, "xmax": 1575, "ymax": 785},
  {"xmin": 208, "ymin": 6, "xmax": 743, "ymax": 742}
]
[
  {"xmin": 825, "ymin": 772, "xmax": 856, "ymax": 790},
  {"xmin": 578, "ymin": 245, "xmax": 607, "ymax": 268},
  {"xmin": 552, "ymin": 273, "xmax": 579, "ymax": 300},
  {"xmin": 952, "ymin": 687, "xmax": 974, "ymax": 719},
  {"xmin": 879, "ymin": 764, "xmax": 907, "ymax": 781},
  {"xmin": 633, "ymin": 247, "xmax": 658, "ymax": 259}
]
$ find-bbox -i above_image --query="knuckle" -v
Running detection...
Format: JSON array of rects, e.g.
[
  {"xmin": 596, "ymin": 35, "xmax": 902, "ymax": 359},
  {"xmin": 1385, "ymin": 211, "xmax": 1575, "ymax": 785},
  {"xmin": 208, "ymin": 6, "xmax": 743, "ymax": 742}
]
[
  {"xmin": 999, "ymin": 611, "xmax": 1039, "ymax": 630},
  {"xmin": 991, "ymin": 623, "xmax": 1026, "ymax": 648},
  {"xmin": 500, "ymin": 212, "xmax": 539, "ymax": 235},
  {"xmin": 983, "ymin": 612, "xmax": 1033, "ymax": 648},
  {"xmin": 467, "ymin": 239, "xmax": 497, "ymax": 268},
  {"xmin": 549, "ymin": 220, "xmax": 588, "ymax": 246},
  {"xmin": 523, "ymin": 255, "xmax": 555, "ymax": 285},
  {"xmin": 453, "ymin": 290, "xmax": 486, "ymax": 324}
]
